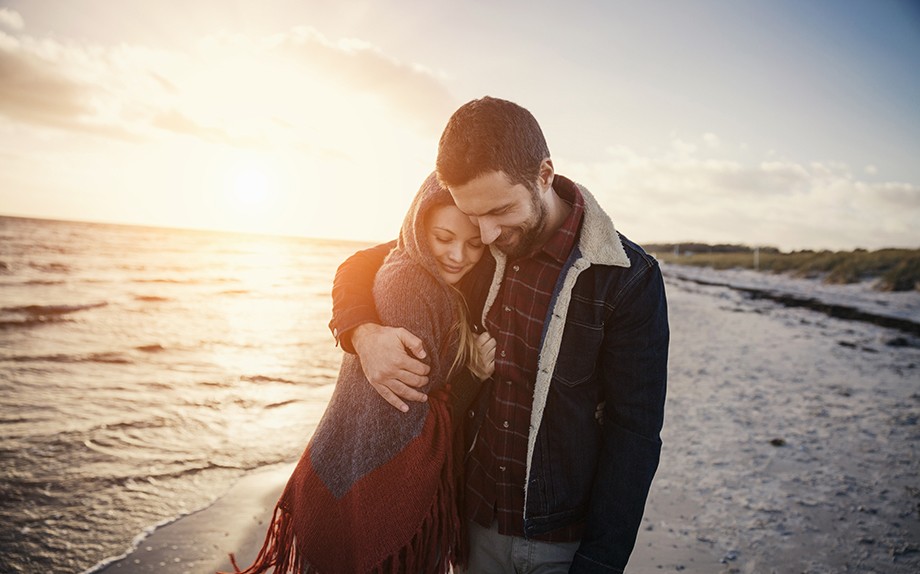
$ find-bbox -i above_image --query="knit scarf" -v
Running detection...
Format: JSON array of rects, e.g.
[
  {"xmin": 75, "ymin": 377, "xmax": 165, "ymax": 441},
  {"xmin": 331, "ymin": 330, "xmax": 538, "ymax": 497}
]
[{"xmin": 228, "ymin": 173, "xmax": 472, "ymax": 574}]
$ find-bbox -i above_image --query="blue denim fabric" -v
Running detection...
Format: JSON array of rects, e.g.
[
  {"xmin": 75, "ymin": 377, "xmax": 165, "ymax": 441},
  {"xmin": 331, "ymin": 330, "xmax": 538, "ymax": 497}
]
[{"xmin": 464, "ymin": 235, "xmax": 668, "ymax": 573}]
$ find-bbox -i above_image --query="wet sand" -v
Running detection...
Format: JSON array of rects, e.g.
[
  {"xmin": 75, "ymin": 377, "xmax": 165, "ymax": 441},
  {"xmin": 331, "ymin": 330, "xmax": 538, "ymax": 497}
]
[
  {"xmin": 96, "ymin": 274, "xmax": 920, "ymax": 573},
  {"xmin": 92, "ymin": 463, "xmax": 295, "ymax": 574}
]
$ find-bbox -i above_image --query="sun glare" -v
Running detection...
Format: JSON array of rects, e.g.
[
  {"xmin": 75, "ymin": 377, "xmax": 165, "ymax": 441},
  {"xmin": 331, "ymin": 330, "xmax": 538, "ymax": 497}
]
[
  {"xmin": 233, "ymin": 166, "xmax": 269, "ymax": 206},
  {"xmin": 210, "ymin": 158, "xmax": 289, "ymax": 235}
]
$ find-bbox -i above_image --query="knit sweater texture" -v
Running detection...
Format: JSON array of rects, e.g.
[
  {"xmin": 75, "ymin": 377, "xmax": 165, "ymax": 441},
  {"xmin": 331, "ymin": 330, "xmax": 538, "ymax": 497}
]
[{"xmin": 230, "ymin": 173, "xmax": 469, "ymax": 574}]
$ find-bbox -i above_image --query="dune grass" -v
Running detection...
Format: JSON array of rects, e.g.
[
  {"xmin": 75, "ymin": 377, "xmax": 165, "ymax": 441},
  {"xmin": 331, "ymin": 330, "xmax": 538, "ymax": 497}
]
[{"xmin": 653, "ymin": 247, "xmax": 920, "ymax": 292}]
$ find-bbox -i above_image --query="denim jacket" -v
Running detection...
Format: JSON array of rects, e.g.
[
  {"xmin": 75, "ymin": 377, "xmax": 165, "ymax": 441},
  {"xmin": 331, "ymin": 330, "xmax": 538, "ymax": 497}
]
[
  {"xmin": 329, "ymin": 177, "xmax": 669, "ymax": 573},
  {"xmin": 472, "ymin": 179, "xmax": 669, "ymax": 572}
]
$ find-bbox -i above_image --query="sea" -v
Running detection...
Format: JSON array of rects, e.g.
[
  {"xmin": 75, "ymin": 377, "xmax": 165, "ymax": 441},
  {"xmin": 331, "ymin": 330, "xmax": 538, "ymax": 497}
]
[{"xmin": 0, "ymin": 215, "xmax": 366, "ymax": 573}]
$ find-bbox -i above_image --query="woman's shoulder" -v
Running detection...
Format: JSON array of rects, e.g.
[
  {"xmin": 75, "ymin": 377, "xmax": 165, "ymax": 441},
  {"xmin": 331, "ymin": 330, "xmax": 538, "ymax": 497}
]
[{"xmin": 374, "ymin": 250, "xmax": 452, "ymax": 308}]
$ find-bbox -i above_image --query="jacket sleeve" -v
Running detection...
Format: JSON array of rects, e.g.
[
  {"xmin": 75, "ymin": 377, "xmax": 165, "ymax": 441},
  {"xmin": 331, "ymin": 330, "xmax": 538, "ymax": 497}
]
[
  {"xmin": 571, "ymin": 260, "xmax": 669, "ymax": 573},
  {"xmin": 328, "ymin": 240, "xmax": 397, "ymax": 353}
]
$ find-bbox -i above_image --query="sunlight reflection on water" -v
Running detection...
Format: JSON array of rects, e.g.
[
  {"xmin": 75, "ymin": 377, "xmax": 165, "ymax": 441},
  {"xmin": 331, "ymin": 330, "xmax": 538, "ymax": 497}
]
[{"xmin": 0, "ymin": 215, "xmax": 369, "ymax": 573}]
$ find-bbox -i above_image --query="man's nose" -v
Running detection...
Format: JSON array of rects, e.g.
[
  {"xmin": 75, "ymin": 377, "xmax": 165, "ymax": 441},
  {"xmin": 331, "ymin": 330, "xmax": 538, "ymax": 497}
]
[{"xmin": 478, "ymin": 220, "xmax": 501, "ymax": 244}]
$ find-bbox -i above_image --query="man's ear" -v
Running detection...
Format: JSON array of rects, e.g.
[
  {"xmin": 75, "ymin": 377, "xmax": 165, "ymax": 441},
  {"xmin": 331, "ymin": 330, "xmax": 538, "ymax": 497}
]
[{"xmin": 538, "ymin": 158, "xmax": 555, "ymax": 193}]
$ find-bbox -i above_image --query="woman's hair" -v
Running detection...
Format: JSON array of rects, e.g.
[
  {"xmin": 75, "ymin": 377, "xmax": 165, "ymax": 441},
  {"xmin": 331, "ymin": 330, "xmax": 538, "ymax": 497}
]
[
  {"xmin": 447, "ymin": 291, "xmax": 489, "ymax": 381},
  {"xmin": 421, "ymin": 191, "xmax": 489, "ymax": 381}
]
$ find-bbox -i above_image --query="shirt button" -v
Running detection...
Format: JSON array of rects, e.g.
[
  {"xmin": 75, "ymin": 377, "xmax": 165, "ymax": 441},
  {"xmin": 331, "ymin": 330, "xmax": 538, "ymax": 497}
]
[
  {"xmin": 504, "ymin": 305, "xmax": 511, "ymax": 312},
  {"xmin": 505, "ymin": 380, "xmax": 512, "ymax": 385},
  {"xmin": 500, "ymin": 350, "xmax": 506, "ymax": 357},
  {"xmin": 512, "ymin": 265, "xmax": 520, "ymax": 272},
  {"xmin": 499, "ymin": 465, "xmax": 506, "ymax": 472},
  {"xmin": 503, "ymin": 420, "xmax": 509, "ymax": 428},
  {"xmin": 468, "ymin": 410, "xmax": 475, "ymax": 418}
]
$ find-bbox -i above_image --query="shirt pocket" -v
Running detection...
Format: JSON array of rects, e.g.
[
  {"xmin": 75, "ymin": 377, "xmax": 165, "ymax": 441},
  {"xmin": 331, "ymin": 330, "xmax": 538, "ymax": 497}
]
[{"xmin": 551, "ymin": 312, "xmax": 604, "ymax": 387}]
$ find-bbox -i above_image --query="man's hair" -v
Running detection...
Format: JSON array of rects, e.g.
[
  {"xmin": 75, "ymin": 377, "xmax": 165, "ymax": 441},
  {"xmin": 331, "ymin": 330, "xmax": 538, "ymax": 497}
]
[{"xmin": 436, "ymin": 96, "xmax": 550, "ymax": 190}]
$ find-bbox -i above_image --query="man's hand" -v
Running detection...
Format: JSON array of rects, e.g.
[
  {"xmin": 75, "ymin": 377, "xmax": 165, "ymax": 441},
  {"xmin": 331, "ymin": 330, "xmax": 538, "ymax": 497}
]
[{"xmin": 351, "ymin": 323, "xmax": 430, "ymax": 412}]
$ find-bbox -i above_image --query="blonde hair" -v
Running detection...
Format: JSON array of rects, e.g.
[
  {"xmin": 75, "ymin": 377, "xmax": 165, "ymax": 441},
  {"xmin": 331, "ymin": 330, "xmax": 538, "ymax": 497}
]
[{"xmin": 447, "ymin": 288, "xmax": 489, "ymax": 381}]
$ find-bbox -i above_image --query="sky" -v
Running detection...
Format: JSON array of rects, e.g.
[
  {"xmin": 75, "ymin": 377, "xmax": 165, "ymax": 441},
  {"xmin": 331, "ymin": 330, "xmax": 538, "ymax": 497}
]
[{"xmin": 0, "ymin": 0, "xmax": 918, "ymax": 251}]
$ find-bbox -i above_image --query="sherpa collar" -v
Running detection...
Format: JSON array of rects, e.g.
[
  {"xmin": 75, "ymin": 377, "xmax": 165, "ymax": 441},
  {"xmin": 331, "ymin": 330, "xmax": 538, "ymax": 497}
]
[
  {"xmin": 481, "ymin": 176, "xmax": 629, "ymax": 326},
  {"xmin": 477, "ymin": 175, "xmax": 630, "ymax": 519}
]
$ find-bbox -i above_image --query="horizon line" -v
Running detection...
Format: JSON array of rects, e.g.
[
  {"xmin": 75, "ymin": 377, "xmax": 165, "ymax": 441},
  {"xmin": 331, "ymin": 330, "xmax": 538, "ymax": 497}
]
[{"xmin": 1, "ymin": 212, "xmax": 917, "ymax": 253}]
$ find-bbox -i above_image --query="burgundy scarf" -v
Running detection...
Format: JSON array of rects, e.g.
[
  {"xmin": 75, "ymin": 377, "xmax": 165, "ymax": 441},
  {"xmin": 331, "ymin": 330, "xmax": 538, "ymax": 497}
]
[{"xmin": 227, "ymin": 173, "xmax": 471, "ymax": 574}]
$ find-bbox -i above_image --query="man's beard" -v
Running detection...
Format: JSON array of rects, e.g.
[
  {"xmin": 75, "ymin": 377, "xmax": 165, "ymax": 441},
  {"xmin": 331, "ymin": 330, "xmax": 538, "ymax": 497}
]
[{"xmin": 495, "ymin": 191, "xmax": 547, "ymax": 259}]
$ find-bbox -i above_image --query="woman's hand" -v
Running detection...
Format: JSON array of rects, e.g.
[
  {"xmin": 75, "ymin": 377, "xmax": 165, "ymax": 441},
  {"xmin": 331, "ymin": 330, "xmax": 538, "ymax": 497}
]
[{"xmin": 473, "ymin": 331, "xmax": 496, "ymax": 381}]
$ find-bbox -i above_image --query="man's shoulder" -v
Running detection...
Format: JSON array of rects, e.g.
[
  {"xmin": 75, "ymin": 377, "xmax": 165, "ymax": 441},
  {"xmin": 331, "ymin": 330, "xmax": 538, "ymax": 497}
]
[{"xmin": 617, "ymin": 234, "xmax": 661, "ymax": 272}]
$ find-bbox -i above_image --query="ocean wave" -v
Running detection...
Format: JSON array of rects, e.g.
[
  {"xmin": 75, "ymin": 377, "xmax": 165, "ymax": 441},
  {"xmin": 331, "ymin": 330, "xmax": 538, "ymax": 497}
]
[
  {"xmin": 240, "ymin": 374, "xmax": 299, "ymax": 385},
  {"xmin": 135, "ymin": 344, "xmax": 166, "ymax": 353},
  {"xmin": 22, "ymin": 279, "xmax": 67, "ymax": 286},
  {"xmin": 265, "ymin": 399, "xmax": 301, "ymax": 409},
  {"xmin": 133, "ymin": 295, "xmax": 171, "ymax": 302},
  {"xmin": 1, "ymin": 302, "xmax": 108, "ymax": 317},
  {"xmin": 131, "ymin": 277, "xmax": 238, "ymax": 284},
  {"xmin": 130, "ymin": 278, "xmax": 187, "ymax": 284},
  {"xmin": 197, "ymin": 380, "xmax": 235, "ymax": 388},
  {"xmin": 0, "ymin": 317, "xmax": 71, "ymax": 330},
  {"xmin": 2, "ymin": 352, "xmax": 133, "ymax": 365},
  {"xmin": 29, "ymin": 261, "xmax": 71, "ymax": 273}
]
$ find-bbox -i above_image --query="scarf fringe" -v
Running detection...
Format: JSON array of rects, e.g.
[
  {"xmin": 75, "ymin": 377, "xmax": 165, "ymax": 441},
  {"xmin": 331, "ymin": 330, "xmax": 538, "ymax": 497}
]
[
  {"xmin": 224, "ymin": 399, "xmax": 464, "ymax": 574},
  {"xmin": 226, "ymin": 503, "xmax": 307, "ymax": 574}
]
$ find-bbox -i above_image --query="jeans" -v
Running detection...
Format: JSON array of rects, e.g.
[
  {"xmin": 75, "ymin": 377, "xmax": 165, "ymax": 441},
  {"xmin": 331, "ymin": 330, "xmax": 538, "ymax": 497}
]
[{"xmin": 461, "ymin": 520, "xmax": 580, "ymax": 574}]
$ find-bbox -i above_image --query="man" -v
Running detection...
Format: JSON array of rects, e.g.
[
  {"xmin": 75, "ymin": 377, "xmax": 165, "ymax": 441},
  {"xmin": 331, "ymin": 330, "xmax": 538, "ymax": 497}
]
[{"xmin": 329, "ymin": 97, "xmax": 669, "ymax": 573}]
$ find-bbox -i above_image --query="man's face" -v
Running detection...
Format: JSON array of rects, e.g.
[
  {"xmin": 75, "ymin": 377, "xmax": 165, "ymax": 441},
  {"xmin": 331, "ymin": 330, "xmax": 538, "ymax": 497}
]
[{"xmin": 448, "ymin": 170, "xmax": 547, "ymax": 259}]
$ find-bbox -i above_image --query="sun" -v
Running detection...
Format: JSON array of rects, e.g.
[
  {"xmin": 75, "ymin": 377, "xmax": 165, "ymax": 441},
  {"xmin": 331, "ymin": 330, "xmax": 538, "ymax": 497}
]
[
  {"xmin": 232, "ymin": 165, "xmax": 270, "ymax": 206},
  {"xmin": 212, "ymin": 158, "xmax": 286, "ymax": 234}
]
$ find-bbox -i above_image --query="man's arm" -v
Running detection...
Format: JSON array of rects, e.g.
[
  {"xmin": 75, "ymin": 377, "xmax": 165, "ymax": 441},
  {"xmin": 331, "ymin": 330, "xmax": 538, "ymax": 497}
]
[
  {"xmin": 571, "ymin": 261, "xmax": 669, "ymax": 573},
  {"xmin": 328, "ymin": 240, "xmax": 431, "ymax": 411},
  {"xmin": 328, "ymin": 240, "xmax": 393, "ymax": 352}
]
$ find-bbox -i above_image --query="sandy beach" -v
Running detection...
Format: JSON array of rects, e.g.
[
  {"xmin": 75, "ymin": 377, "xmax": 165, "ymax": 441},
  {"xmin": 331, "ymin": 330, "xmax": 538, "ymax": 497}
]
[
  {"xmin": 90, "ymin": 462, "xmax": 294, "ymax": 574},
  {"xmin": 95, "ymin": 269, "xmax": 920, "ymax": 574}
]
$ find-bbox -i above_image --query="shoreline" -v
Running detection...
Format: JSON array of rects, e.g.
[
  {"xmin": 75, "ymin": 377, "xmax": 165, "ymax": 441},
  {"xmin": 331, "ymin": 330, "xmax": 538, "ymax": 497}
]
[
  {"xmin": 666, "ymin": 267, "xmax": 920, "ymax": 336},
  {"xmin": 90, "ymin": 461, "xmax": 726, "ymax": 574},
  {"xmin": 92, "ymin": 463, "xmax": 296, "ymax": 574},
  {"xmin": 89, "ymin": 272, "xmax": 920, "ymax": 573}
]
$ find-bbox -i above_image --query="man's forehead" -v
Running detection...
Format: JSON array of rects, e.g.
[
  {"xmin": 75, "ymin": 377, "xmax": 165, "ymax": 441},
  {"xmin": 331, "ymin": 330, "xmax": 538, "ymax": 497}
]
[{"xmin": 448, "ymin": 172, "xmax": 522, "ymax": 214}]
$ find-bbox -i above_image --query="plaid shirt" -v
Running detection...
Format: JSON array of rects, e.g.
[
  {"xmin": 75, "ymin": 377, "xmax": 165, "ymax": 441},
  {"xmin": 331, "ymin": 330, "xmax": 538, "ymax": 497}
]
[{"xmin": 464, "ymin": 183, "xmax": 585, "ymax": 541}]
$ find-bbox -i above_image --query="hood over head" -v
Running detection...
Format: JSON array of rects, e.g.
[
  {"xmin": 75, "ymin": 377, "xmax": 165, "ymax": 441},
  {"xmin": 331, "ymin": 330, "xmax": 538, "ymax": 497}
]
[{"xmin": 395, "ymin": 171, "xmax": 459, "ymax": 287}]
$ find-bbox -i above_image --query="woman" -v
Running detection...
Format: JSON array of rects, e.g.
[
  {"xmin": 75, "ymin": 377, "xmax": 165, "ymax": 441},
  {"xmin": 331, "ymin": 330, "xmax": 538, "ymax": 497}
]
[{"xmin": 231, "ymin": 173, "xmax": 495, "ymax": 574}]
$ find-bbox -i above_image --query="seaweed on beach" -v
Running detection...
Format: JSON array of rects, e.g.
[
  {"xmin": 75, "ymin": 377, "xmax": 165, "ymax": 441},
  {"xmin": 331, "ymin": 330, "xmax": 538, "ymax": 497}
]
[{"xmin": 654, "ymin": 246, "xmax": 920, "ymax": 292}]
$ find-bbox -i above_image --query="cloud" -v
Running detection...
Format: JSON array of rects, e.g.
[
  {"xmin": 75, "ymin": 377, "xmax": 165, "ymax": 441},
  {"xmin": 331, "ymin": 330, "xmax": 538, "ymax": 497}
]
[
  {"xmin": 563, "ymin": 133, "xmax": 920, "ymax": 250},
  {"xmin": 0, "ymin": 23, "xmax": 455, "ymax": 144},
  {"xmin": 151, "ymin": 109, "xmax": 240, "ymax": 144},
  {"xmin": 205, "ymin": 26, "xmax": 455, "ymax": 134},
  {"xmin": 0, "ymin": 30, "xmax": 151, "ymax": 141},
  {"xmin": 702, "ymin": 132, "xmax": 721, "ymax": 148},
  {"xmin": 0, "ymin": 8, "xmax": 24, "ymax": 31},
  {"xmin": 871, "ymin": 181, "xmax": 920, "ymax": 208},
  {"xmin": 293, "ymin": 28, "xmax": 455, "ymax": 131},
  {"xmin": 0, "ymin": 33, "xmax": 91, "ymax": 125}
]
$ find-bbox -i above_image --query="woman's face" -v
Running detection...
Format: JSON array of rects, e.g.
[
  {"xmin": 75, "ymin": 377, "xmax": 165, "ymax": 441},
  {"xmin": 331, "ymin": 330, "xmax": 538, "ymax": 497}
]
[{"xmin": 426, "ymin": 204, "xmax": 485, "ymax": 285}]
